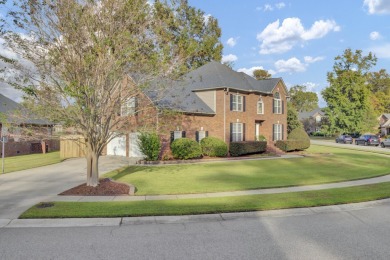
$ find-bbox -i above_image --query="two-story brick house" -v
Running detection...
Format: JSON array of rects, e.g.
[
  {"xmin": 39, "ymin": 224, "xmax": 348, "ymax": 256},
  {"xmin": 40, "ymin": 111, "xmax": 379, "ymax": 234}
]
[{"xmin": 108, "ymin": 61, "xmax": 288, "ymax": 157}]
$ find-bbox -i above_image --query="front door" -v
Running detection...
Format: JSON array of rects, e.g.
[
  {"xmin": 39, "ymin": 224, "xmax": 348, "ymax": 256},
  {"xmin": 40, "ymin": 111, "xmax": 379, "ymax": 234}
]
[{"xmin": 255, "ymin": 123, "xmax": 261, "ymax": 140}]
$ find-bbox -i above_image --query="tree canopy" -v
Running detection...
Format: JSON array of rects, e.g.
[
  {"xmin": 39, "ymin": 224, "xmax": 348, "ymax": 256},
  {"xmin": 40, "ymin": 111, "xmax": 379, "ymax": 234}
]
[
  {"xmin": 253, "ymin": 69, "xmax": 271, "ymax": 80},
  {"xmin": 322, "ymin": 49, "xmax": 377, "ymax": 135},
  {"xmin": 288, "ymin": 85, "xmax": 319, "ymax": 112},
  {"xmin": 0, "ymin": 0, "xmax": 223, "ymax": 186}
]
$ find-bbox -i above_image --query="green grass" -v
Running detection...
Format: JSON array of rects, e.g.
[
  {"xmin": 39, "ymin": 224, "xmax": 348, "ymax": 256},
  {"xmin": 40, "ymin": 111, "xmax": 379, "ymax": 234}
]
[
  {"xmin": 20, "ymin": 182, "xmax": 390, "ymax": 219},
  {"xmin": 1, "ymin": 151, "xmax": 62, "ymax": 173},
  {"xmin": 104, "ymin": 145, "xmax": 390, "ymax": 195}
]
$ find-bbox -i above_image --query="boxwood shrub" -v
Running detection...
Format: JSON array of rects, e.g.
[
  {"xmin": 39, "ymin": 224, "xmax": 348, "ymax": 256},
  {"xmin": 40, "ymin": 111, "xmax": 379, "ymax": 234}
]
[
  {"xmin": 200, "ymin": 137, "xmax": 228, "ymax": 157},
  {"xmin": 171, "ymin": 138, "xmax": 202, "ymax": 160},
  {"xmin": 229, "ymin": 141, "xmax": 267, "ymax": 157},
  {"xmin": 276, "ymin": 128, "xmax": 310, "ymax": 151},
  {"xmin": 137, "ymin": 132, "xmax": 161, "ymax": 161}
]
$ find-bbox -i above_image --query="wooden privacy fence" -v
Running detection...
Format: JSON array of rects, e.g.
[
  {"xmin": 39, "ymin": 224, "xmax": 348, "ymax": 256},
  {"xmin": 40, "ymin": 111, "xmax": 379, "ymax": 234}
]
[{"xmin": 60, "ymin": 135, "xmax": 86, "ymax": 159}]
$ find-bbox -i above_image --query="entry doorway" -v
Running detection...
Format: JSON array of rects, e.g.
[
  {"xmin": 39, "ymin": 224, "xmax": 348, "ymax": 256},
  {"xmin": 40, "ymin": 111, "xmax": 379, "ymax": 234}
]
[{"xmin": 255, "ymin": 120, "xmax": 264, "ymax": 141}]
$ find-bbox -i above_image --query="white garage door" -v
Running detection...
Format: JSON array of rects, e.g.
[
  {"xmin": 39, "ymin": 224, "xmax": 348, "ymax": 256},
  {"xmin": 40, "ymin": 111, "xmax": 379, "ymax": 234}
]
[
  {"xmin": 129, "ymin": 132, "xmax": 144, "ymax": 158},
  {"xmin": 107, "ymin": 134, "xmax": 127, "ymax": 156}
]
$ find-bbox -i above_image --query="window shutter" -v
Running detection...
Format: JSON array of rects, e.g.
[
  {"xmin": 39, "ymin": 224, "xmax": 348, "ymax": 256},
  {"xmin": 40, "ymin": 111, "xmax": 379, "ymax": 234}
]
[
  {"xmin": 230, "ymin": 123, "xmax": 233, "ymax": 142},
  {"xmin": 272, "ymin": 124, "xmax": 275, "ymax": 141},
  {"xmin": 230, "ymin": 94, "xmax": 233, "ymax": 111},
  {"xmin": 134, "ymin": 97, "xmax": 138, "ymax": 115},
  {"xmin": 195, "ymin": 131, "xmax": 199, "ymax": 142},
  {"xmin": 242, "ymin": 123, "xmax": 246, "ymax": 141},
  {"xmin": 182, "ymin": 131, "xmax": 186, "ymax": 138},
  {"xmin": 282, "ymin": 124, "xmax": 284, "ymax": 140},
  {"xmin": 282, "ymin": 101, "xmax": 284, "ymax": 114},
  {"xmin": 273, "ymin": 99, "xmax": 275, "ymax": 113},
  {"xmin": 170, "ymin": 131, "xmax": 174, "ymax": 143},
  {"xmin": 243, "ymin": 96, "xmax": 246, "ymax": 112},
  {"xmin": 206, "ymin": 131, "xmax": 209, "ymax": 137}
]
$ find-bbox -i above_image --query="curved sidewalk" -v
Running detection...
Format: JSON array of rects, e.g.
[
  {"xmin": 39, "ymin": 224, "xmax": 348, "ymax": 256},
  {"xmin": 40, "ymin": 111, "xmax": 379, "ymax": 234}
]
[{"xmin": 53, "ymin": 173, "xmax": 390, "ymax": 202}]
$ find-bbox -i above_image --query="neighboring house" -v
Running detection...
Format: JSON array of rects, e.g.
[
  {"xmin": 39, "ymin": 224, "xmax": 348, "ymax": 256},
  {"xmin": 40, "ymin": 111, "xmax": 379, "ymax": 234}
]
[
  {"xmin": 379, "ymin": 114, "xmax": 390, "ymax": 136},
  {"xmin": 298, "ymin": 108, "xmax": 326, "ymax": 134},
  {"xmin": 0, "ymin": 93, "xmax": 59, "ymax": 156},
  {"xmin": 107, "ymin": 61, "xmax": 288, "ymax": 158}
]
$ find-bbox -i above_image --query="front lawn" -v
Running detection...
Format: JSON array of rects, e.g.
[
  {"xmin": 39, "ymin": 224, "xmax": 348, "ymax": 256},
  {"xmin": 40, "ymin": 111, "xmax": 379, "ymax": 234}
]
[
  {"xmin": 20, "ymin": 182, "xmax": 390, "ymax": 219},
  {"xmin": 104, "ymin": 145, "xmax": 390, "ymax": 195},
  {"xmin": 1, "ymin": 151, "xmax": 62, "ymax": 173}
]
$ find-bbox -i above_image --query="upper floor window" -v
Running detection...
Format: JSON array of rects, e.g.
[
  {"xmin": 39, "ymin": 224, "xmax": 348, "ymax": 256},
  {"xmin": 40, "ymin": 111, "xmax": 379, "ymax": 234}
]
[
  {"xmin": 273, "ymin": 92, "xmax": 282, "ymax": 114},
  {"xmin": 230, "ymin": 94, "xmax": 245, "ymax": 112},
  {"xmin": 257, "ymin": 98, "xmax": 264, "ymax": 114},
  {"xmin": 121, "ymin": 97, "xmax": 137, "ymax": 116}
]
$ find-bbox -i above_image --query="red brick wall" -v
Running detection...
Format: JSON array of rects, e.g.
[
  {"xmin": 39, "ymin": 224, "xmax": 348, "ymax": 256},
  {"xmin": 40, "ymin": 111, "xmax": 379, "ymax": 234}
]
[{"xmin": 1, "ymin": 139, "xmax": 60, "ymax": 157}]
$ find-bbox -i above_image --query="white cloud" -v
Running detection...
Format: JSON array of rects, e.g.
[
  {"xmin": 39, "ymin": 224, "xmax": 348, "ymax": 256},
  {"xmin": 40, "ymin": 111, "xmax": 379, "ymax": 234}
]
[
  {"xmin": 304, "ymin": 56, "xmax": 325, "ymax": 63},
  {"xmin": 275, "ymin": 57, "xmax": 306, "ymax": 73},
  {"xmin": 370, "ymin": 31, "xmax": 382, "ymax": 40},
  {"xmin": 257, "ymin": 18, "xmax": 340, "ymax": 54},
  {"xmin": 226, "ymin": 37, "xmax": 238, "ymax": 47},
  {"xmin": 275, "ymin": 2, "xmax": 286, "ymax": 9},
  {"xmin": 301, "ymin": 82, "xmax": 318, "ymax": 92},
  {"xmin": 237, "ymin": 66, "xmax": 276, "ymax": 77},
  {"xmin": 257, "ymin": 2, "xmax": 286, "ymax": 12},
  {"xmin": 368, "ymin": 43, "xmax": 390, "ymax": 58},
  {"xmin": 364, "ymin": 0, "xmax": 390, "ymax": 14},
  {"xmin": 222, "ymin": 54, "xmax": 238, "ymax": 63}
]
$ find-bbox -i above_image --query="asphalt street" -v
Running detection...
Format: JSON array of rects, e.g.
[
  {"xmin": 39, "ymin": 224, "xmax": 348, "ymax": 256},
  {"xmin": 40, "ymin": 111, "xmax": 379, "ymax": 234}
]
[{"xmin": 1, "ymin": 200, "xmax": 390, "ymax": 260}]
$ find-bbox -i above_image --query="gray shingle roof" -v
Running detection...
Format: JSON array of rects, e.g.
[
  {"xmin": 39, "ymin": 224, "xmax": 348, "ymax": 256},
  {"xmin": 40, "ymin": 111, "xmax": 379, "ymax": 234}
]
[
  {"xmin": 298, "ymin": 108, "xmax": 325, "ymax": 120},
  {"xmin": 0, "ymin": 94, "xmax": 51, "ymax": 125},
  {"xmin": 143, "ymin": 61, "xmax": 284, "ymax": 114}
]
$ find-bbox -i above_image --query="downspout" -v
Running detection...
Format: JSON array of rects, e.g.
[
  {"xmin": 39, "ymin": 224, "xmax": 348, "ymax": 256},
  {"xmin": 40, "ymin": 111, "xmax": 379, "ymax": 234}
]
[{"xmin": 224, "ymin": 88, "xmax": 229, "ymax": 143}]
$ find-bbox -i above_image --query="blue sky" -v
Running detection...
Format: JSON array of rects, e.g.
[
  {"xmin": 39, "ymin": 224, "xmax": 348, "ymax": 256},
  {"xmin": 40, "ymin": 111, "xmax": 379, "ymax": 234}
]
[
  {"xmin": 1, "ymin": 0, "xmax": 390, "ymax": 106},
  {"xmin": 189, "ymin": 0, "xmax": 390, "ymax": 107}
]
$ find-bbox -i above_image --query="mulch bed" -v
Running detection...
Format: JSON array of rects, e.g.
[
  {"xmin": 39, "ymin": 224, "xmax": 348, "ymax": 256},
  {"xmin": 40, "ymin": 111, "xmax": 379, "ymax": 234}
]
[{"xmin": 59, "ymin": 178, "xmax": 130, "ymax": 196}]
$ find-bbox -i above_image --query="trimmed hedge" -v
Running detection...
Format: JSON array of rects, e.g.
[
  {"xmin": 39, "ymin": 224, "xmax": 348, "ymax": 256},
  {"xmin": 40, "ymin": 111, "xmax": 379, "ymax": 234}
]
[
  {"xmin": 229, "ymin": 141, "xmax": 267, "ymax": 157},
  {"xmin": 275, "ymin": 140, "xmax": 309, "ymax": 152},
  {"xmin": 276, "ymin": 128, "xmax": 310, "ymax": 151},
  {"xmin": 200, "ymin": 137, "xmax": 228, "ymax": 157},
  {"xmin": 171, "ymin": 138, "xmax": 202, "ymax": 160}
]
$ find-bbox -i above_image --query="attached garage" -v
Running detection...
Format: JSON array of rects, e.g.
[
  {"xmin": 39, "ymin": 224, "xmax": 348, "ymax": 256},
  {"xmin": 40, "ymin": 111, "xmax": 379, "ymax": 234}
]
[{"xmin": 107, "ymin": 132, "xmax": 144, "ymax": 158}]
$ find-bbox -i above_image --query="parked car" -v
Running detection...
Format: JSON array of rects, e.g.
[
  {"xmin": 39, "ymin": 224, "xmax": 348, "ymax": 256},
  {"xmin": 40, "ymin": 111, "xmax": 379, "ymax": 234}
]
[
  {"xmin": 355, "ymin": 135, "xmax": 380, "ymax": 146},
  {"xmin": 380, "ymin": 138, "xmax": 390, "ymax": 148},
  {"xmin": 335, "ymin": 135, "xmax": 353, "ymax": 144}
]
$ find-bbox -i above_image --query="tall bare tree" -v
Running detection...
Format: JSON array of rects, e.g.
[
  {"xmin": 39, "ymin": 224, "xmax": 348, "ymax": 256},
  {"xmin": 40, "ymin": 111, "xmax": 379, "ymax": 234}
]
[{"xmin": 0, "ymin": 0, "xmax": 222, "ymax": 186}]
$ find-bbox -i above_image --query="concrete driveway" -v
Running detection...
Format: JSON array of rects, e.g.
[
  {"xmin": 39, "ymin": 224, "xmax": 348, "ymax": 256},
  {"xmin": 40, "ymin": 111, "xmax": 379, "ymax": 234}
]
[{"xmin": 0, "ymin": 156, "xmax": 132, "ymax": 219}]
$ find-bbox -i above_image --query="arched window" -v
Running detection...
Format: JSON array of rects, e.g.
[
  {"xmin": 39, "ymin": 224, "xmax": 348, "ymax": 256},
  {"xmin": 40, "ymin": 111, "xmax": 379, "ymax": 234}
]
[{"xmin": 273, "ymin": 92, "xmax": 281, "ymax": 114}]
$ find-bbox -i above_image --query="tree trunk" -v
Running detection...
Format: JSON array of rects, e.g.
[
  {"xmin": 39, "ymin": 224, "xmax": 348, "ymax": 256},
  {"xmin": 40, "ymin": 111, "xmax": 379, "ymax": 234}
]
[{"xmin": 86, "ymin": 149, "xmax": 99, "ymax": 187}]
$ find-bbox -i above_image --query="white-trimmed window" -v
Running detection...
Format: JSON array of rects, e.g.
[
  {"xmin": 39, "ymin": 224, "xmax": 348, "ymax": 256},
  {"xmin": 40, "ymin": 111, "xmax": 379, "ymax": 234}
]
[
  {"xmin": 273, "ymin": 92, "xmax": 281, "ymax": 114},
  {"xmin": 257, "ymin": 99, "xmax": 264, "ymax": 114},
  {"xmin": 232, "ymin": 94, "xmax": 243, "ymax": 112},
  {"xmin": 273, "ymin": 124, "xmax": 283, "ymax": 141},
  {"xmin": 121, "ymin": 97, "xmax": 136, "ymax": 116},
  {"xmin": 232, "ymin": 123, "xmax": 243, "ymax": 142}
]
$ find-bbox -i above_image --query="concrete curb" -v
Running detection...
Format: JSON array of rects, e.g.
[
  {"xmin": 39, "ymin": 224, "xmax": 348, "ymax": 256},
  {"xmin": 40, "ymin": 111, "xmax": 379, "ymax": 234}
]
[{"xmin": 2, "ymin": 198, "xmax": 390, "ymax": 228}]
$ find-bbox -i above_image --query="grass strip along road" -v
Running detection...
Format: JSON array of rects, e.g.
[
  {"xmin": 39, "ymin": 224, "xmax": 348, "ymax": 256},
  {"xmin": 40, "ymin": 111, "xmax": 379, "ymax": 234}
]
[{"xmin": 20, "ymin": 182, "xmax": 390, "ymax": 218}]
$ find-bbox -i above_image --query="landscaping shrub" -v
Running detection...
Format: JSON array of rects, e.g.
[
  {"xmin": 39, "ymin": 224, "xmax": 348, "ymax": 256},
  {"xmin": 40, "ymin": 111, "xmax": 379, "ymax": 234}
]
[
  {"xmin": 255, "ymin": 135, "xmax": 266, "ymax": 141},
  {"xmin": 171, "ymin": 138, "xmax": 202, "ymax": 160},
  {"xmin": 229, "ymin": 141, "xmax": 267, "ymax": 157},
  {"xmin": 200, "ymin": 137, "xmax": 228, "ymax": 157},
  {"xmin": 276, "ymin": 128, "xmax": 310, "ymax": 151},
  {"xmin": 137, "ymin": 132, "xmax": 161, "ymax": 161}
]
